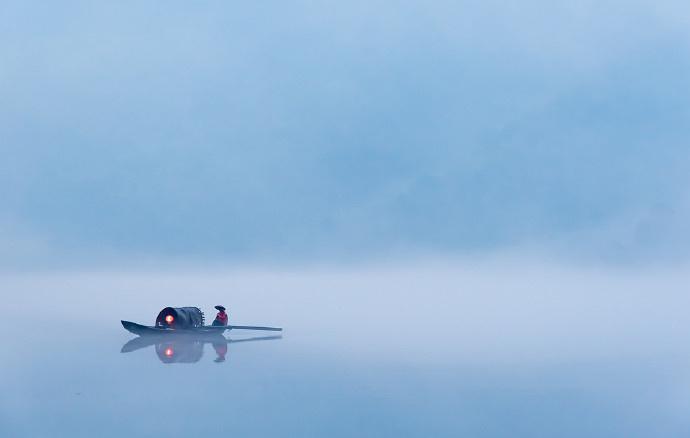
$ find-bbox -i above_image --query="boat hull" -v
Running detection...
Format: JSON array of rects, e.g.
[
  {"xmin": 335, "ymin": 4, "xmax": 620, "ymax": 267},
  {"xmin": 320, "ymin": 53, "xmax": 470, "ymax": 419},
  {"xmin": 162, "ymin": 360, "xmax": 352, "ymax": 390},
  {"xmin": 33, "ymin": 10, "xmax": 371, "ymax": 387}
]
[{"xmin": 121, "ymin": 320, "xmax": 227, "ymax": 337}]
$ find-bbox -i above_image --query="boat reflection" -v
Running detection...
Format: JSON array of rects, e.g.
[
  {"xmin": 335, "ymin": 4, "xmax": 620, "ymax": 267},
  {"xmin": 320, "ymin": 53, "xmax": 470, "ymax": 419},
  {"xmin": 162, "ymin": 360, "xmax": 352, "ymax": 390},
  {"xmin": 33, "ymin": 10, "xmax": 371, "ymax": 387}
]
[{"xmin": 121, "ymin": 335, "xmax": 282, "ymax": 364}]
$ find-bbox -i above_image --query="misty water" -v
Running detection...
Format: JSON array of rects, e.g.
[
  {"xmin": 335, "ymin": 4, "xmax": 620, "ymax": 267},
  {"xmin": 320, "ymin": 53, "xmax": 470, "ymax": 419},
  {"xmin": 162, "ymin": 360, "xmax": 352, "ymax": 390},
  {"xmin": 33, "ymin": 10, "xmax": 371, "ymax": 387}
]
[{"xmin": 3, "ymin": 261, "xmax": 690, "ymax": 437}]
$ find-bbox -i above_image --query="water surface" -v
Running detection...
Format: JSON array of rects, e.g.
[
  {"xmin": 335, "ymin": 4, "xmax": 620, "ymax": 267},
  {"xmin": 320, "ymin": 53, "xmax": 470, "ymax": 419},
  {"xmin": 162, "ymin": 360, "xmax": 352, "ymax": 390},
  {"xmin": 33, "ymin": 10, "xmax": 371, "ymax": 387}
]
[{"xmin": 3, "ymin": 263, "xmax": 690, "ymax": 437}]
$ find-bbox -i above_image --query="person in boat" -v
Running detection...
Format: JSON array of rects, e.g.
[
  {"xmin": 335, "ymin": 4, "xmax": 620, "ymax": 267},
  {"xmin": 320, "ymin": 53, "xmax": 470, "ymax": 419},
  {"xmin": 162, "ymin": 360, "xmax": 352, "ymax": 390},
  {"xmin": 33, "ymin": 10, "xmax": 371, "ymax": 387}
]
[{"xmin": 212, "ymin": 305, "xmax": 228, "ymax": 326}]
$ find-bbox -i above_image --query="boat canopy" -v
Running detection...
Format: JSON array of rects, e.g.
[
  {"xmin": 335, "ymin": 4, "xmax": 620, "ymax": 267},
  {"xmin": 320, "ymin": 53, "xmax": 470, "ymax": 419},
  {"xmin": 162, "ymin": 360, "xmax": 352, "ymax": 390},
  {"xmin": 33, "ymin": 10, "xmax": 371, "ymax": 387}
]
[{"xmin": 155, "ymin": 307, "xmax": 205, "ymax": 329}]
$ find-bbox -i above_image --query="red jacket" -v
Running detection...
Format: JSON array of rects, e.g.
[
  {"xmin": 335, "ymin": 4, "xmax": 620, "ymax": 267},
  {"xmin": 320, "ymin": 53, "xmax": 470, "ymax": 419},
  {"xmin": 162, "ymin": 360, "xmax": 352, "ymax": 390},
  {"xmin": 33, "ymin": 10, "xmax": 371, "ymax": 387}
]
[{"xmin": 215, "ymin": 311, "xmax": 228, "ymax": 325}]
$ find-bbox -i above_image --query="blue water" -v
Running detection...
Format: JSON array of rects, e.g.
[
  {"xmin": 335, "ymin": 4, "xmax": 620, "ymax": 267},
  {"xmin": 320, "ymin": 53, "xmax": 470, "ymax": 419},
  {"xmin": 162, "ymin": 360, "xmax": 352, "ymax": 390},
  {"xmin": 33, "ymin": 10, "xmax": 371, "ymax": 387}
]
[{"xmin": 2, "ymin": 265, "xmax": 690, "ymax": 437}]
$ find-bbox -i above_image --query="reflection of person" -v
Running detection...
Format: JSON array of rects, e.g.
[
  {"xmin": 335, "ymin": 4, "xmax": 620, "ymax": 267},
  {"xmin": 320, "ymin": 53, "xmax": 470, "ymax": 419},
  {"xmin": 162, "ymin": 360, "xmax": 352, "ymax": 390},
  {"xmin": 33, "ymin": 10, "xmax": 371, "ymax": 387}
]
[
  {"xmin": 212, "ymin": 341, "xmax": 228, "ymax": 363},
  {"xmin": 212, "ymin": 305, "xmax": 228, "ymax": 326}
]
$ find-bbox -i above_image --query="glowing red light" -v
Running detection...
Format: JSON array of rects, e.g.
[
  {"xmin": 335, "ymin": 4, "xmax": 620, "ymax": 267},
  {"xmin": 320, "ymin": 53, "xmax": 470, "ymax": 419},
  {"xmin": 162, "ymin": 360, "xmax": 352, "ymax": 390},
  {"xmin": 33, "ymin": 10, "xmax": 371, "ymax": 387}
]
[
  {"xmin": 165, "ymin": 315, "xmax": 174, "ymax": 324},
  {"xmin": 164, "ymin": 348, "xmax": 174, "ymax": 357}
]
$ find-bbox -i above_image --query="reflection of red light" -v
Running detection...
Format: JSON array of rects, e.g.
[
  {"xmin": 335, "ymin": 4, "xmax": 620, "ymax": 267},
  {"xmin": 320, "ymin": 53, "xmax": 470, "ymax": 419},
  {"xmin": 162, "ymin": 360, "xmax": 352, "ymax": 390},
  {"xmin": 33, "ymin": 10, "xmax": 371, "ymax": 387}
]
[
  {"xmin": 165, "ymin": 315, "xmax": 174, "ymax": 324},
  {"xmin": 164, "ymin": 348, "xmax": 174, "ymax": 357}
]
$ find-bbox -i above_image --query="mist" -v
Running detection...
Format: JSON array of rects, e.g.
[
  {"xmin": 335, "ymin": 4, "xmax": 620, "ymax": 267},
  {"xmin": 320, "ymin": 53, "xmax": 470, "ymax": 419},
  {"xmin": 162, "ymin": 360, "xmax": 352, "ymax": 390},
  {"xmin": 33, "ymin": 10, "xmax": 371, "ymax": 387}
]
[
  {"xmin": 3, "ymin": 1, "xmax": 690, "ymax": 436},
  {"xmin": 2, "ymin": 0, "xmax": 690, "ymax": 266},
  {"xmin": 4, "ymin": 257, "xmax": 690, "ymax": 360}
]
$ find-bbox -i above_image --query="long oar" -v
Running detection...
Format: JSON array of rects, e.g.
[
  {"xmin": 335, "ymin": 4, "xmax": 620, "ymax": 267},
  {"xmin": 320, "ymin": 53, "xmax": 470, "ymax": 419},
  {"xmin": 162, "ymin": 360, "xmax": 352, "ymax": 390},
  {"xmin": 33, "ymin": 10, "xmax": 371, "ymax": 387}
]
[{"xmin": 226, "ymin": 325, "xmax": 282, "ymax": 332}]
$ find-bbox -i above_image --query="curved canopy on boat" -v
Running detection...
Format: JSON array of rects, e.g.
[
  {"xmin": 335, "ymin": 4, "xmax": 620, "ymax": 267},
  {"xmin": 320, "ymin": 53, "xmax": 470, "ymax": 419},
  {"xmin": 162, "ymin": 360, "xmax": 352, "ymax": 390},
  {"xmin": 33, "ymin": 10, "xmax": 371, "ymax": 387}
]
[{"xmin": 155, "ymin": 307, "xmax": 204, "ymax": 329}]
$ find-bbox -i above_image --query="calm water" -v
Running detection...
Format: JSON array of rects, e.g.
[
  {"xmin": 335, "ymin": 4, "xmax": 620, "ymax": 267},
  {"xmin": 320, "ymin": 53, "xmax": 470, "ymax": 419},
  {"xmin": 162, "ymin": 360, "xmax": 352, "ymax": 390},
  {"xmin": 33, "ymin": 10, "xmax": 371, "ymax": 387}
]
[{"xmin": 3, "ymin": 263, "xmax": 690, "ymax": 437}]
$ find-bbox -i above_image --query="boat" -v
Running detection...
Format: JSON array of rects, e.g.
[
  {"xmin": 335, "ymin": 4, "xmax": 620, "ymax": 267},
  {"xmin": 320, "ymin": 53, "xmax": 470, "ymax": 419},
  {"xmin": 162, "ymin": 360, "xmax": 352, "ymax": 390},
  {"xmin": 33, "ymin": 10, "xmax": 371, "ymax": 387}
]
[{"xmin": 121, "ymin": 306, "xmax": 282, "ymax": 337}]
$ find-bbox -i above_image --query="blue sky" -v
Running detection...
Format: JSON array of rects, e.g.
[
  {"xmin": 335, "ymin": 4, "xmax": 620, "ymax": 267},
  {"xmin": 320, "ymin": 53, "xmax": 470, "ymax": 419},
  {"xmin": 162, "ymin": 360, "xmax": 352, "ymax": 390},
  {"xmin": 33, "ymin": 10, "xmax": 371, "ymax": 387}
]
[{"xmin": 2, "ymin": 1, "xmax": 690, "ymax": 264}]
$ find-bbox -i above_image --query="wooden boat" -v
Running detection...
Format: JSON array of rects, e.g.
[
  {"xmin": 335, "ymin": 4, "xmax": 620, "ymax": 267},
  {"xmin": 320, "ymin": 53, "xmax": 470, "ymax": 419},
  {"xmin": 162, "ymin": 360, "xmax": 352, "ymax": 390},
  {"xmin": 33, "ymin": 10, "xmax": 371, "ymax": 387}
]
[
  {"xmin": 121, "ymin": 320, "xmax": 282, "ymax": 337},
  {"xmin": 121, "ymin": 306, "xmax": 282, "ymax": 337}
]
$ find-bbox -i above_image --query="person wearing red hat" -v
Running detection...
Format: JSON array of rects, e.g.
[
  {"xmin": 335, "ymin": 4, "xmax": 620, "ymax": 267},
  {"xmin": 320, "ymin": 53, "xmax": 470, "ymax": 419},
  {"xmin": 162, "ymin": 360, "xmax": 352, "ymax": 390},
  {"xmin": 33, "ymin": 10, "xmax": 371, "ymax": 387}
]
[{"xmin": 212, "ymin": 305, "xmax": 228, "ymax": 326}]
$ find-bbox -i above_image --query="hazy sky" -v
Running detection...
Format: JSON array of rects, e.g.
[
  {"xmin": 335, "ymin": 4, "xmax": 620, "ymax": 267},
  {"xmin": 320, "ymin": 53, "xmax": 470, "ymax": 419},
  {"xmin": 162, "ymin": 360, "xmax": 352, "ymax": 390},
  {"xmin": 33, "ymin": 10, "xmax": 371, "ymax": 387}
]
[{"xmin": 2, "ymin": 1, "xmax": 689, "ymax": 264}]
